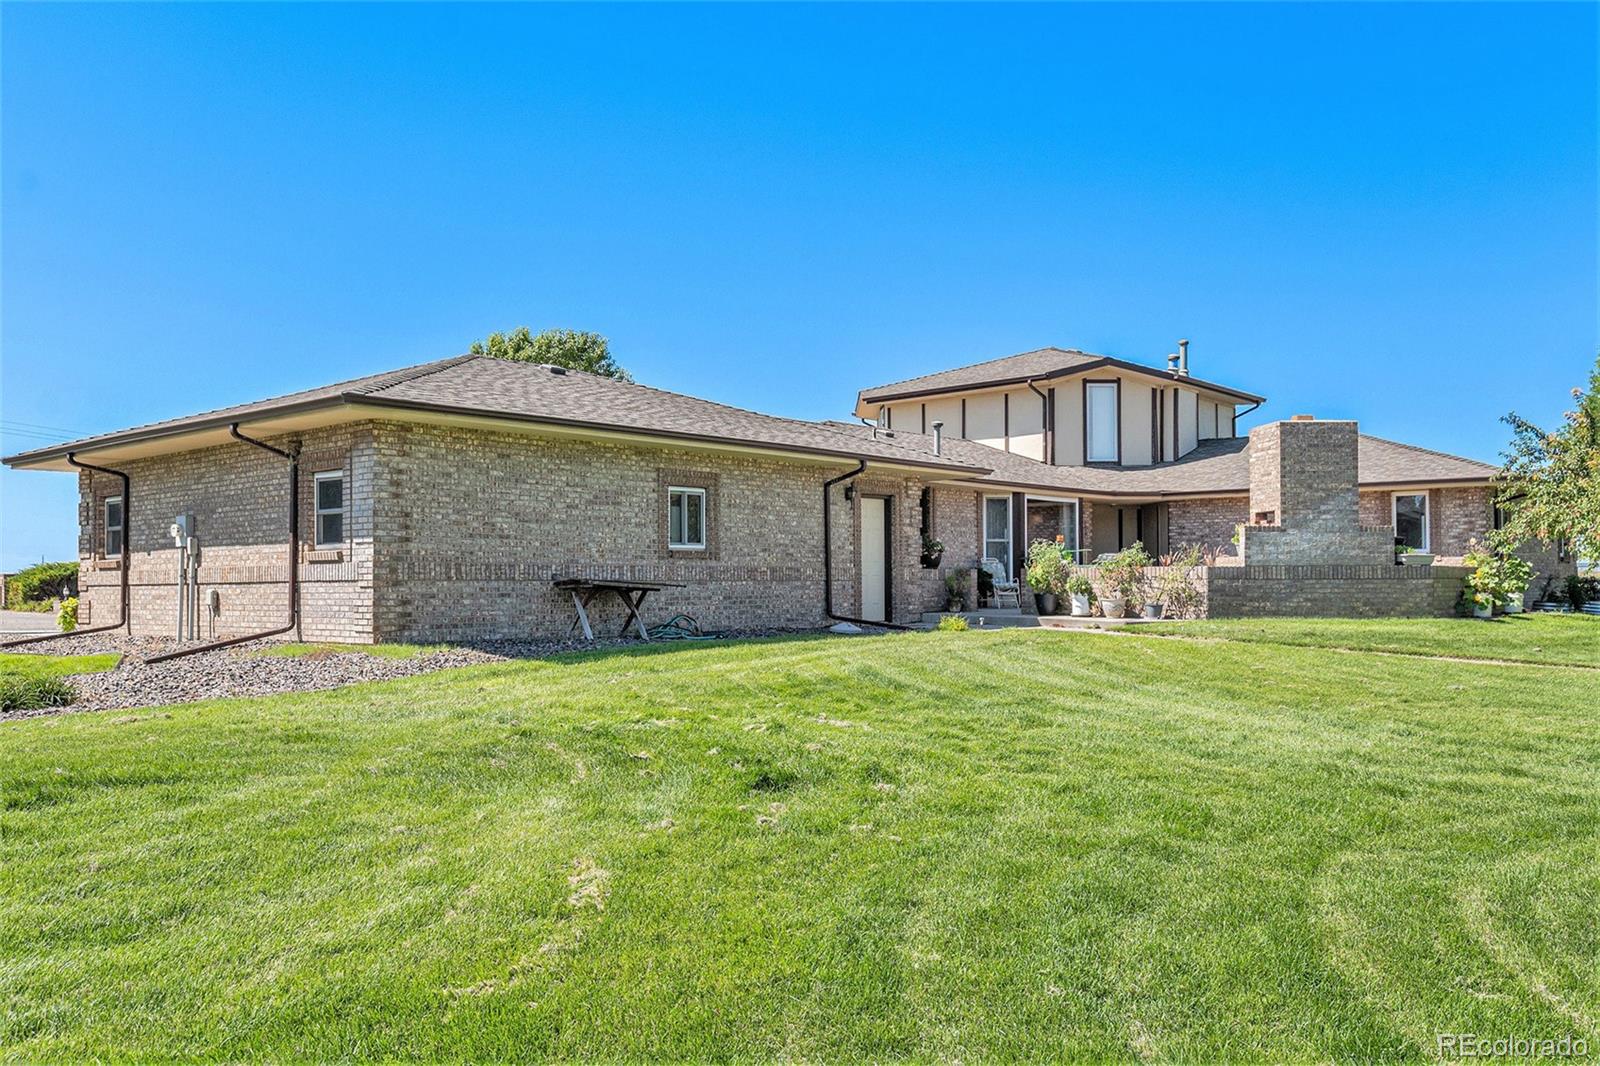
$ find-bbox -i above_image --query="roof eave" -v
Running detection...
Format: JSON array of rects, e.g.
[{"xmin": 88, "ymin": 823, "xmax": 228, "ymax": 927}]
[
  {"xmin": 1, "ymin": 396, "xmax": 351, "ymax": 470},
  {"xmin": 859, "ymin": 357, "xmax": 1265, "ymax": 407},
  {"xmin": 5, "ymin": 392, "xmax": 992, "ymax": 478},
  {"xmin": 344, "ymin": 393, "xmax": 993, "ymax": 476}
]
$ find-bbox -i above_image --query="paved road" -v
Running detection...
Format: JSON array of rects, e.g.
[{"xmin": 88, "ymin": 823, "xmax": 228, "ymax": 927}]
[{"xmin": 1, "ymin": 609, "xmax": 58, "ymax": 636}]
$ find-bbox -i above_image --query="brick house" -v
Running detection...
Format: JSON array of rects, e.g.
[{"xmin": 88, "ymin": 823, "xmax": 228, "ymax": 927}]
[{"xmin": 3, "ymin": 345, "xmax": 1570, "ymax": 641}]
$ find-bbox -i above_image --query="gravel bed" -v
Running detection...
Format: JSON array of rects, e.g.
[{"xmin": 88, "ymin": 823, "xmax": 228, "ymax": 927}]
[{"xmin": 2, "ymin": 628, "xmax": 807, "ymax": 719}]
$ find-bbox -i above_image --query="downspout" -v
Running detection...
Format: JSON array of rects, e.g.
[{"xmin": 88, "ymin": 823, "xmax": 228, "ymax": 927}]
[
  {"xmin": 145, "ymin": 423, "xmax": 300, "ymax": 663},
  {"xmin": 1025, "ymin": 377, "xmax": 1053, "ymax": 464},
  {"xmin": 1231, "ymin": 400, "xmax": 1261, "ymax": 437},
  {"xmin": 821, "ymin": 460, "xmax": 911, "ymax": 630},
  {"xmin": 2, "ymin": 453, "xmax": 132, "ymax": 647}
]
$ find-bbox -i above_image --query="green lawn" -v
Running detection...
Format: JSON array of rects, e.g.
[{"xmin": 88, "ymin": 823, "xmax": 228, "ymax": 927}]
[
  {"xmin": 3, "ymin": 628, "xmax": 1597, "ymax": 1060},
  {"xmin": 1134, "ymin": 613, "xmax": 1600, "ymax": 668},
  {"xmin": 0, "ymin": 651, "xmax": 120, "ymax": 680}
]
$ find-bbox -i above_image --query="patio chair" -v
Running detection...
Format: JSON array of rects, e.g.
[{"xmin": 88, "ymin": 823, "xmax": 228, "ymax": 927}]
[{"xmin": 980, "ymin": 557, "xmax": 1020, "ymax": 609}]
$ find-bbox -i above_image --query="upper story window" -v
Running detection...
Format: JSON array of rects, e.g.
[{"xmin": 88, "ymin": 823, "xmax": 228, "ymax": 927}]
[
  {"xmin": 314, "ymin": 471, "xmax": 345, "ymax": 548},
  {"xmin": 668, "ymin": 486, "xmax": 706, "ymax": 550},
  {"xmin": 104, "ymin": 496, "xmax": 124, "ymax": 558},
  {"xmin": 1085, "ymin": 381, "xmax": 1119, "ymax": 462}
]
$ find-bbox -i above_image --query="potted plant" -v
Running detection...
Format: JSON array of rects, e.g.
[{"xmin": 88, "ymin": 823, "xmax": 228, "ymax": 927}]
[
  {"xmin": 1498, "ymin": 554, "xmax": 1532, "ymax": 613},
  {"xmin": 1024, "ymin": 539, "xmax": 1068, "ymax": 616},
  {"xmin": 1064, "ymin": 573, "xmax": 1095, "ymax": 617},
  {"xmin": 1463, "ymin": 545, "xmax": 1502, "ymax": 619},
  {"xmin": 1097, "ymin": 543, "xmax": 1152, "ymax": 619},
  {"xmin": 921, "ymin": 533, "xmax": 945, "ymax": 570},
  {"xmin": 1155, "ymin": 544, "xmax": 1204, "ymax": 619},
  {"xmin": 1395, "ymin": 544, "xmax": 1434, "ymax": 567},
  {"xmin": 943, "ymin": 571, "xmax": 966, "ymax": 613}
]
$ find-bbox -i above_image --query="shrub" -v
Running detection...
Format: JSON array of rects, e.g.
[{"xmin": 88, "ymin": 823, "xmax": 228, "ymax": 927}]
[
  {"xmin": 1098, "ymin": 542, "xmax": 1153, "ymax": 603},
  {"xmin": 1024, "ymin": 539, "xmax": 1069, "ymax": 595},
  {"xmin": 936, "ymin": 615, "xmax": 969, "ymax": 632},
  {"xmin": 0, "ymin": 675, "xmax": 76, "ymax": 712},
  {"xmin": 6, "ymin": 561, "xmax": 78, "ymax": 608},
  {"xmin": 1157, "ymin": 544, "xmax": 1206, "ymax": 619},
  {"xmin": 1462, "ymin": 544, "xmax": 1502, "ymax": 613},
  {"xmin": 943, "ymin": 572, "xmax": 967, "ymax": 611},
  {"xmin": 57, "ymin": 597, "xmax": 78, "ymax": 632},
  {"xmin": 1498, "ymin": 556, "xmax": 1533, "ymax": 600},
  {"xmin": 1064, "ymin": 573, "xmax": 1095, "ymax": 599},
  {"xmin": 1568, "ymin": 574, "xmax": 1593, "ymax": 609}
]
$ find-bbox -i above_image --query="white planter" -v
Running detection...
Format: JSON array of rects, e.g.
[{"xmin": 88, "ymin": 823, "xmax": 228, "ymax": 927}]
[
  {"xmin": 1473, "ymin": 602, "xmax": 1493, "ymax": 619},
  {"xmin": 1070, "ymin": 593, "xmax": 1091, "ymax": 617},
  {"xmin": 1100, "ymin": 594, "xmax": 1126, "ymax": 619},
  {"xmin": 1504, "ymin": 592, "xmax": 1524, "ymax": 614},
  {"xmin": 1399, "ymin": 553, "xmax": 1434, "ymax": 567}
]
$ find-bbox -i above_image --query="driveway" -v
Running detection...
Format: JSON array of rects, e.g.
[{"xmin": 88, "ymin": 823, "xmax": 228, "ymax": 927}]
[{"xmin": 1, "ymin": 610, "xmax": 59, "ymax": 637}]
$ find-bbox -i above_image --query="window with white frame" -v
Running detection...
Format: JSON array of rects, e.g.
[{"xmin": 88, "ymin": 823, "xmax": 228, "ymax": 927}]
[
  {"xmin": 668, "ymin": 486, "xmax": 706, "ymax": 550},
  {"xmin": 982, "ymin": 495, "xmax": 1012, "ymax": 573},
  {"xmin": 1086, "ymin": 382, "xmax": 1118, "ymax": 462},
  {"xmin": 1392, "ymin": 492, "xmax": 1429, "ymax": 551},
  {"xmin": 314, "ymin": 471, "xmax": 345, "ymax": 548},
  {"xmin": 104, "ymin": 496, "xmax": 124, "ymax": 558}
]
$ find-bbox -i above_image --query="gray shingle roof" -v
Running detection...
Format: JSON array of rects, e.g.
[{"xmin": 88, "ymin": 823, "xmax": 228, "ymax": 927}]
[
  {"xmin": 2, "ymin": 355, "xmax": 989, "ymax": 475},
  {"xmin": 857, "ymin": 346, "xmax": 1265, "ymax": 406},
  {"xmin": 823, "ymin": 423, "xmax": 1496, "ymax": 498}
]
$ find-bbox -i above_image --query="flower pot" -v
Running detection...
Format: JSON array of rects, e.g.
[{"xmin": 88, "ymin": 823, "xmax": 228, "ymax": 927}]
[
  {"xmin": 921, "ymin": 551, "xmax": 944, "ymax": 570},
  {"xmin": 1070, "ymin": 593, "xmax": 1091, "ymax": 617},
  {"xmin": 1141, "ymin": 603, "xmax": 1163, "ymax": 620},
  {"xmin": 1504, "ymin": 592, "xmax": 1524, "ymax": 614},
  {"xmin": 1100, "ymin": 594, "xmax": 1126, "ymax": 618},
  {"xmin": 1473, "ymin": 602, "xmax": 1493, "ymax": 619},
  {"xmin": 1035, "ymin": 592, "xmax": 1059, "ymax": 616},
  {"xmin": 1399, "ymin": 553, "xmax": 1434, "ymax": 567}
]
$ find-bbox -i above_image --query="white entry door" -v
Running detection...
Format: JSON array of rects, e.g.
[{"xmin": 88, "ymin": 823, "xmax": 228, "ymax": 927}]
[{"xmin": 860, "ymin": 496, "xmax": 889, "ymax": 622}]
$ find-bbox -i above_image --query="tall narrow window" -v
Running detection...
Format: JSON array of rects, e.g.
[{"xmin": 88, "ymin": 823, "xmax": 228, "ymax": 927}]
[
  {"xmin": 314, "ymin": 471, "xmax": 345, "ymax": 548},
  {"xmin": 982, "ymin": 495, "xmax": 1012, "ymax": 573},
  {"xmin": 1393, "ymin": 492, "xmax": 1429, "ymax": 551},
  {"xmin": 104, "ymin": 496, "xmax": 124, "ymax": 558},
  {"xmin": 668, "ymin": 487, "xmax": 706, "ymax": 550},
  {"xmin": 1086, "ymin": 382, "xmax": 1118, "ymax": 462}
]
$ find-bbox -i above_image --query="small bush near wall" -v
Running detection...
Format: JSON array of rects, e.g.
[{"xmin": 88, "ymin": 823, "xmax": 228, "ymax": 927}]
[
  {"xmin": 57, "ymin": 597, "xmax": 78, "ymax": 633},
  {"xmin": 0, "ymin": 676, "xmax": 75, "ymax": 712},
  {"xmin": 6, "ymin": 561, "xmax": 78, "ymax": 608}
]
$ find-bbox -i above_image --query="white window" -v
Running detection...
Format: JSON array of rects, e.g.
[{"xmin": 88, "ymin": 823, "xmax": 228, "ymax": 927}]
[
  {"xmin": 983, "ymin": 495, "xmax": 1012, "ymax": 574},
  {"xmin": 1086, "ymin": 382, "xmax": 1118, "ymax": 462},
  {"xmin": 104, "ymin": 496, "xmax": 124, "ymax": 558},
  {"xmin": 1392, "ymin": 492, "xmax": 1429, "ymax": 551},
  {"xmin": 668, "ymin": 487, "xmax": 706, "ymax": 550},
  {"xmin": 314, "ymin": 471, "xmax": 345, "ymax": 548}
]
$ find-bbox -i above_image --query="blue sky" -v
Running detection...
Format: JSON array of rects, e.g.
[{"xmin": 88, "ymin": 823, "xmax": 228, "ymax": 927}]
[{"xmin": 2, "ymin": 3, "xmax": 1595, "ymax": 570}]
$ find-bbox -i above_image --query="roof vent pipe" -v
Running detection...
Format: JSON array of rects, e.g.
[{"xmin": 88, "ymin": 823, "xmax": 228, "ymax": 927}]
[
  {"xmin": 931, "ymin": 420, "xmax": 944, "ymax": 457},
  {"xmin": 1167, "ymin": 353, "xmax": 1179, "ymax": 374},
  {"xmin": 1178, "ymin": 339, "xmax": 1190, "ymax": 377}
]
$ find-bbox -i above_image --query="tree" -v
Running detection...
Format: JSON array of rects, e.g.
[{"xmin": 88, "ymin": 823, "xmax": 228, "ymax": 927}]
[
  {"xmin": 469, "ymin": 327, "xmax": 632, "ymax": 382},
  {"xmin": 1492, "ymin": 354, "xmax": 1600, "ymax": 563}
]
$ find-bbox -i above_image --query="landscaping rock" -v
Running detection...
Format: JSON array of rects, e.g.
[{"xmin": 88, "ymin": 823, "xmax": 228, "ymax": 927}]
[{"xmin": 2, "ymin": 628, "xmax": 798, "ymax": 719}]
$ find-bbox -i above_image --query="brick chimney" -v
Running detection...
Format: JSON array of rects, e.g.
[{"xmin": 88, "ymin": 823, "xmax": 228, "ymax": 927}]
[{"xmin": 1242, "ymin": 419, "xmax": 1392, "ymax": 566}]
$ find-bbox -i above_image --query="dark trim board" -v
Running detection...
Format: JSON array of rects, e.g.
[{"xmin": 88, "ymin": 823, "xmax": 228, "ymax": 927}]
[{"xmin": 1011, "ymin": 491, "xmax": 1027, "ymax": 582}]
